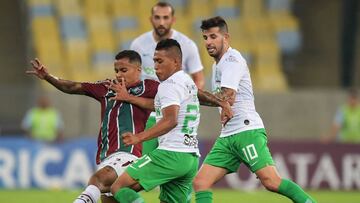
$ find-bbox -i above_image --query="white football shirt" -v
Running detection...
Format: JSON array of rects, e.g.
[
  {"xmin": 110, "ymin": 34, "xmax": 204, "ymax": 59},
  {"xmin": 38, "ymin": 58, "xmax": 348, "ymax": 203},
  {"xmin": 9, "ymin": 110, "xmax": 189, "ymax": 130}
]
[
  {"xmin": 130, "ymin": 29, "xmax": 204, "ymax": 81},
  {"xmin": 154, "ymin": 70, "xmax": 200, "ymax": 155},
  {"xmin": 212, "ymin": 47, "xmax": 265, "ymax": 137}
]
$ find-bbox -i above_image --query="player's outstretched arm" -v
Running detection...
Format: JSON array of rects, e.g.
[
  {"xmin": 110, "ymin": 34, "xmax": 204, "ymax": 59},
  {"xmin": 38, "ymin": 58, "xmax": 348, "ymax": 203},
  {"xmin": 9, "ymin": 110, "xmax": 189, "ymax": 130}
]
[
  {"xmin": 122, "ymin": 105, "xmax": 179, "ymax": 146},
  {"xmin": 26, "ymin": 58, "xmax": 85, "ymax": 95},
  {"xmin": 108, "ymin": 79, "xmax": 155, "ymax": 110}
]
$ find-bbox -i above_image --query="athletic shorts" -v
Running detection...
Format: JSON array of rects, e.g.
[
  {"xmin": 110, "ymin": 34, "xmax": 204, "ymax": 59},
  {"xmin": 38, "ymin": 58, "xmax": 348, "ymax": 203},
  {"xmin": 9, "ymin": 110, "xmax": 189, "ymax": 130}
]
[
  {"xmin": 98, "ymin": 151, "xmax": 138, "ymax": 196},
  {"xmin": 142, "ymin": 114, "xmax": 158, "ymax": 155},
  {"xmin": 203, "ymin": 128, "xmax": 274, "ymax": 173},
  {"xmin": 126, "ymin": 149, "xmax": 199, "ymax": 203},
  {"xmin": 98, "ymin": 151, "xmax": 138, "ymax": 176}
]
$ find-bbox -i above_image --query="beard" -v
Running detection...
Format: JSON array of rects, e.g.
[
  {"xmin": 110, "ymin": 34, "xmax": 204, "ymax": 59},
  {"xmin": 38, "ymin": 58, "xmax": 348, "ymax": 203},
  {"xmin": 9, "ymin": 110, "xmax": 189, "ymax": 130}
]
[{"xmin": 154, "ymin": 26, "xmax": 171, "ymax": 37}]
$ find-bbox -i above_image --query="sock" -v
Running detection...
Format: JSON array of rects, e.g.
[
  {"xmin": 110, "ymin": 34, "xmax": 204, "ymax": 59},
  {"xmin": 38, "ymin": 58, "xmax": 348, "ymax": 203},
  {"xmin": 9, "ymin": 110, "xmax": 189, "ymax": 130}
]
[
  {"xmin": 114, "ymin": 187, "xmax": 144, "ymax": 203},
  {"xmin": 73, "ymin": 185, "xmax": 100, "ymax": 203},
  {"xmin": 195, "ymin": 190, "xmax": 213, "ymax": 203},
  {"xmin": 278, "ymin": 179, "xmax": 317, "ymax": 203}
]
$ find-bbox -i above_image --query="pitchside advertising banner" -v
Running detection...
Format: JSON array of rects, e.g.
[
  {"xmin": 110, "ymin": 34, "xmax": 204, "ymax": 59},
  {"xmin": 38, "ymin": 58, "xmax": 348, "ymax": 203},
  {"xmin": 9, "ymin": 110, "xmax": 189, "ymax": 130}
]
[{"xmin": 0, "ymin": 137, "xmax": 359, "ymax": 190}]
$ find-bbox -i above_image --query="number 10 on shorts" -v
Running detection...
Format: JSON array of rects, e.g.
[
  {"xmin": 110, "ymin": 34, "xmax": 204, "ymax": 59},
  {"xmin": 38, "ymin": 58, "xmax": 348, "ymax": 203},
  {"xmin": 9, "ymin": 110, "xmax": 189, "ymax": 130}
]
[{"xmin": 242, "ymin": 144, "xmax": 258, "ymax": 161}]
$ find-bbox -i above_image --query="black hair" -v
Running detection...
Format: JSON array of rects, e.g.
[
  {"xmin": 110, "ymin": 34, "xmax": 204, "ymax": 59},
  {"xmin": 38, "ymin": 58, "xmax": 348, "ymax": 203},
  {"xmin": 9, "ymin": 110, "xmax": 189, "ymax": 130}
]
[
  {"xmin": 151, "ymin": 2, "xmax": 175, "ymax": 16},
  {"xmin": 115, "ymin": 50, "xmax": 142, "ymax": 65},
  {"xmin": 200, "ymin": 16, "xmax": 228, "ymax": 33},
  {"xmin": 155, "ymin": 39, "xmax": 182, "ymax": 60}
]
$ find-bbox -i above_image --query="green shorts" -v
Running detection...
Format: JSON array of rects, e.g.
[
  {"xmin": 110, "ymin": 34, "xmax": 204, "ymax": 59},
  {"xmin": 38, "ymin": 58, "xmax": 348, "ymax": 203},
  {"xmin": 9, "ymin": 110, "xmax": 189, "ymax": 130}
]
[
  {"xmin": 142, "ymin": 115, "xmax": 158, "ymax": 155},
  {"xmin": 126, "ymin": 149, "xmax": 199, "ymax": 203},
  {"xmin": 203, "ymin": 128, "xmax": 274, "ymax": 173}
]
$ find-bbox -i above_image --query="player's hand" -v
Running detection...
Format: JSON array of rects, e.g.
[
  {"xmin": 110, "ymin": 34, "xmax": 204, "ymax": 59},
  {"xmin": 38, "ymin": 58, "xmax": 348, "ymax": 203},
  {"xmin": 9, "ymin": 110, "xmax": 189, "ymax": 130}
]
[
  {"xmin": 26, "ymin": 58, "xmax": 49, "ymax": 79},
  {"xmin": 220, "ymin": 101, "xmax": 233, "ymax": 126},
  {"xmin": 108, "ymin": 78, "xmax": 131, "ymax": 102},
  {"xmin": 122, "ymin": 132, "xmax": 140, "ymax": 146}
]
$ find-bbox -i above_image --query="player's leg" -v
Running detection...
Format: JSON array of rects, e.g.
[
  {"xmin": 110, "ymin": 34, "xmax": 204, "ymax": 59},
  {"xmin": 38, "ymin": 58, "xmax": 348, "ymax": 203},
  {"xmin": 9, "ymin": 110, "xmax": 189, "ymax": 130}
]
[
  {"xmin": 256, "ymin": 165, "xmax": 317, "ymax": 203},
  {"xmin": 73, "ymin": 166, "xmax": 116, "ymax": 203},
  {"xmin": 193, "ymin": 136, "xmax": 240, "ymax": 203},
  {"xmin": 237, "ymin": 129, "xmax": 317, "ymax": 203},
  {"xmin": 193, "ymin": 164, "xmax": 227, "ymax": 203},
  {"xmin": 74, "ymin": 151, "xmax": 138, "ymax": 203},
  {"xmin": 158, "ymin": 152, "xmax": 199, "ymax": 203},
  {"xmin": 142, "ymin": 115, "xmax": 158, "ymax": 155},
  {"xmin": 111, "ymin": 171, "xmax": 144, "ymax": 203},
  {"xmin": 111, "ymin": 150, "xmax": 169, "ymax": 203},
  {"xmin": 101, "ymin": 195, "xmax": 118, "ymax": 203}
]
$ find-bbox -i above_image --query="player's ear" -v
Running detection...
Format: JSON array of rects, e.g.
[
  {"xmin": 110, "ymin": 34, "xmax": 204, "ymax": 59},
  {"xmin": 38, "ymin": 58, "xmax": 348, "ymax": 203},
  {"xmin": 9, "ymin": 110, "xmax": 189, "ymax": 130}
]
[
  {"xmin": 224, "ymin": 32, "xmax": 230, "ymax": 40},
  {"xmin": 172, "ymin": 16, "xmax": 176, "ymax": 24}
]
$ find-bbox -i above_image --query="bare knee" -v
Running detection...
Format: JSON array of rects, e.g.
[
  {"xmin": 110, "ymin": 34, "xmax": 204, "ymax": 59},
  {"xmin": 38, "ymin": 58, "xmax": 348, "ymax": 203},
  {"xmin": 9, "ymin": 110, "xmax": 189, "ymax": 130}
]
[
  {"xmin": 260, "ymin": 176, "xmax": 281, "ymax": 192},
  {"xmin": 89, "ymin": 166, "xmax": 117, "ymax": 192},
  {"xmin": 89, "ymin": 173, "xmax": 105, "ymax": 188},
  {"xmin": 193, "ymin": 176, "xmax": 211, "ymax": 191}
]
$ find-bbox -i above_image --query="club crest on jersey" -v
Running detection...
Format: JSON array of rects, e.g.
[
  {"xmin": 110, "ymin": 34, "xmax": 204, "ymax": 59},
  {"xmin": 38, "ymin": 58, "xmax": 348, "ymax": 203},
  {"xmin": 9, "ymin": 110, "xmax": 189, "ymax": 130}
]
[
  {"xmin": 129, "ymin": 83, "xmax": 144, "ymax": 96},
  {"xmin": 105, "ymin": 89, "xmax": 116, "ymax": 98}
]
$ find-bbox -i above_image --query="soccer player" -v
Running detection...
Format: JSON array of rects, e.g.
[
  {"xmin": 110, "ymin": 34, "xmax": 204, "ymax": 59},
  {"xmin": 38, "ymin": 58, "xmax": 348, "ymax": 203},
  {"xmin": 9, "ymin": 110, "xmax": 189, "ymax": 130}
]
[
  {"xmin": 192, "ymin": 16, "xmax": 317, "ymax": 203},
  {"xmin": 130, "ymin": 1, "xmax": 205, "ymax": 155},
  {"xmin": 110, "ymin": 39, "xmax": 231, "ymax": 203},
  {"xmin": 26, "ymin": 50, "xmax": 159, "ymax": 203}
]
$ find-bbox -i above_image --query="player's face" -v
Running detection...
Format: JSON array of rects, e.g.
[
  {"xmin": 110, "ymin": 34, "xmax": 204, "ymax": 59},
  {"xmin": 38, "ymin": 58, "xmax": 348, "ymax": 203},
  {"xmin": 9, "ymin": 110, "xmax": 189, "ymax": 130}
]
[
  {"xmin": 202, "ymin": 27, "xmax": 228, "ymax": 59},
  {"xmin": 114, "ymin": 58, "xmax": 141, "ymax": 87},
  {"xmin": 150, "ymin": 6, "xmax": 175, "ymax": 38},
  {"xmin": 153, "ymin": 50, "xmax": 176, "ymax": 81}
]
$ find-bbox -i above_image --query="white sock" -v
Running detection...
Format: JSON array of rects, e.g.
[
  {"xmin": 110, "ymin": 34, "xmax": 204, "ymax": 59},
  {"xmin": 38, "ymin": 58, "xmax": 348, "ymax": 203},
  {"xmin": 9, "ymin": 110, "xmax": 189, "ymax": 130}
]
[{"xmin": 73, "ymin": 185, "xmax": 101, "ymax": 203}]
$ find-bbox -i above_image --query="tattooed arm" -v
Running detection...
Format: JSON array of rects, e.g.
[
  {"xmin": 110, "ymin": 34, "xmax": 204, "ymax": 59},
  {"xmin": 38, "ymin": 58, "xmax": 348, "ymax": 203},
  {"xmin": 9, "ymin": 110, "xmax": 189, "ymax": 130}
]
[
  {"xmin": 198, "ymin": 89, "xmax": 233, "ymax": 125},
  {"xmin": 213, "ymin": 87, "xmax": 236, "ymax": 106},
  {"xmin": 198, "ymin": 87, "xmax": 236, "ymax": 107}
]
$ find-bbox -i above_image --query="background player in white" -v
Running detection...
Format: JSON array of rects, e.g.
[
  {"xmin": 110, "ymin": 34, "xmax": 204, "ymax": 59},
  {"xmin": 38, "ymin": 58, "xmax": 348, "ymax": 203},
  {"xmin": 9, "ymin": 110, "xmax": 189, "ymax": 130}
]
[
  {"xmin": 192, "ymin": 16, "xmax": 317, "ymax": 203},
  {"xmin": 130, "ymin": 1, "xmax": 206, "ymax": 155}
]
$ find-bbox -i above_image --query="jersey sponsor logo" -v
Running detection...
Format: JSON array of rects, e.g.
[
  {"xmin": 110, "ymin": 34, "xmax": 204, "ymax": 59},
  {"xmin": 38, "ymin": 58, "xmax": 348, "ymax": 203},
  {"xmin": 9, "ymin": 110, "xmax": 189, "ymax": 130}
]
[
  {"xmin": 141, "ymin": 53, "xmax": 151, "ymax": 58},
  {"xmin": 143, "ymin": 67, "xmax": 155, "ymax": 75},
  {"xmin": 183, "ymin": 134, "xmax": 198, "ymax": 147},
  {"xmin": 225, "ymin": 55, "xmax": 239, "ymax": 63}
]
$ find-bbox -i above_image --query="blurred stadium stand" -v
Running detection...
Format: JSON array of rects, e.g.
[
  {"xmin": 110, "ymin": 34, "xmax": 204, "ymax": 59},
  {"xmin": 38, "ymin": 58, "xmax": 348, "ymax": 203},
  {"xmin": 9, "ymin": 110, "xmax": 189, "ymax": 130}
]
[
  {"xmin": 25, "ymin": 0, "xmax": 304, "ymax": 91},
  {"xmin": 0, "ymin": 0, "xmax": 357, "ymax": 141}
]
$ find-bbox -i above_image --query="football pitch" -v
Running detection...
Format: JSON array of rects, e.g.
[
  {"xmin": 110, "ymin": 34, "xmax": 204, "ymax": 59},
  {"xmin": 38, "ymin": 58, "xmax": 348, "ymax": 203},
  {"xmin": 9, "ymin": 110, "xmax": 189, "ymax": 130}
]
[{"xmin": 0, "ymin": 189, "xmax": 359, "ymax": 203}]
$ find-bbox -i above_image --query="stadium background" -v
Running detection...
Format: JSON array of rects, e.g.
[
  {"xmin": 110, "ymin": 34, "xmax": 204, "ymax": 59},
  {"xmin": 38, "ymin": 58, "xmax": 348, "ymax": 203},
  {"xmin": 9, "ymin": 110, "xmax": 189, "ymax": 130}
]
[{"xmin": 0, "ymin": 0, "xmax": 359, "ymax": 202}]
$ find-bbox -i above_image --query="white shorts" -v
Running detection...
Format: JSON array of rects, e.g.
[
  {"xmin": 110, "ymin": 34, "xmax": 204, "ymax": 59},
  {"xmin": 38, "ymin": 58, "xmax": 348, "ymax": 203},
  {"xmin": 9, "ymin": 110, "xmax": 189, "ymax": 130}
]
[{"xmin": 97, "ymin": 151, "xmax": 138, "ymax": 176}]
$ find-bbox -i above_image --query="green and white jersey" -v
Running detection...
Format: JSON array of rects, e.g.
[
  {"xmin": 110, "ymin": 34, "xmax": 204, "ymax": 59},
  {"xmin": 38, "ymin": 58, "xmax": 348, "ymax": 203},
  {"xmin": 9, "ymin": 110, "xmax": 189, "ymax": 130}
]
[
  {"xmin": 212, "ymin": 47, "xmax": 264, "ymax": 137},
  {"xmin": 154, "ymin": 70, "xmax": 200, "ymax": 155},
  {"xmin": 130, "ymin": 30, "xmax": 203, "ymax": 81}
]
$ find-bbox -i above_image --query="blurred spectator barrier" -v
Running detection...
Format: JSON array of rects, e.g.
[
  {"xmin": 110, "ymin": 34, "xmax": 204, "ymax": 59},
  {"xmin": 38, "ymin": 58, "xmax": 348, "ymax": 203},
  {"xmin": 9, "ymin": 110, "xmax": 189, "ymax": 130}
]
[
  {"xmin": 0, "ymin": 137, "xmax": 359, "ymax": 190},
  {"xmin": 201, "ymin": 140, "xmax": 360, "ymax": 190},
  {"xmin": 0, "ymin": 137, "xmax": 96, "ymax": 189}
]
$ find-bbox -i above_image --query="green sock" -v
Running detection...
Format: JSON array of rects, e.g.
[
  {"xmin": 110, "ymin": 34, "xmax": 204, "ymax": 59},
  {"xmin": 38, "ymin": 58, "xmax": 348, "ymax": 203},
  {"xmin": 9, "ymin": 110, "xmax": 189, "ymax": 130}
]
[
  {"xmin": 114, "ymin": 187, "xmax": 144, "ymax": 203},
  {"xmin": 195, "ymin": 190, "xmax": 213, "ymax": 203},
  {"xmin": 278, "ymin": 179, "xmax": 317, "ymax": 203}
]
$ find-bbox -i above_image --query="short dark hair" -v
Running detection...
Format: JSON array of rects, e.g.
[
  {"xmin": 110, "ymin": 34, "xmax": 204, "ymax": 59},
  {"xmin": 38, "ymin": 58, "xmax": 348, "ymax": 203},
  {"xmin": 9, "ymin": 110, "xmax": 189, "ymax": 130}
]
[
  {"xmin": 200, "ymin": 16, "xmax": 228, "ymax": 33},
  {"xmin": 155, "ymin": 38, "xmax": 182, "ymax": 60},
  {"xmin": 151, "ymin": 2, "xmax": 175, "ymax": 16},
  {"xmin": 115, "ymin": 50, "xmax": 142, "ymax": 65}
]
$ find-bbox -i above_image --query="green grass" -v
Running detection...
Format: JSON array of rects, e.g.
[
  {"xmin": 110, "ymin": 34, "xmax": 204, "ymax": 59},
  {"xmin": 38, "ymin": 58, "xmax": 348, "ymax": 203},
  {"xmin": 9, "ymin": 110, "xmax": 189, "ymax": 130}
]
[{"xmin": 0, "ymin": 189, "xmax": 359, "ymax": 203}]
